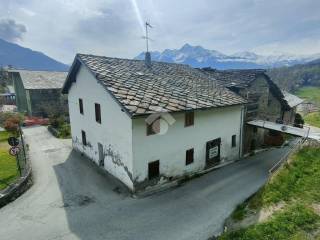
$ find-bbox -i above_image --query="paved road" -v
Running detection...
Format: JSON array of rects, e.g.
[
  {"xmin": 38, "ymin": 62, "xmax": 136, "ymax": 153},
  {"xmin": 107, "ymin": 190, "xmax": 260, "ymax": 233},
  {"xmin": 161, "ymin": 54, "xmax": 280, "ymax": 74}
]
[{"xmin": 0, "ymin": 126, "xmax": 293, "ymax": 240}]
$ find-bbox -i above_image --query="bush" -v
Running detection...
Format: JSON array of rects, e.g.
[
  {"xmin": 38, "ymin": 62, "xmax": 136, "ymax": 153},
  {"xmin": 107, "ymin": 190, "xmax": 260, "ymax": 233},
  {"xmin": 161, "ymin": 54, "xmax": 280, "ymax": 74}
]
[
  {"xmin": 49, "ymin": 116, "xmax": 65, "ymax": 129},
  {"xmin": 0, "ymin": 112, "xmax": 23, "ymax": 127},
  {"xmin": 3, "ymin": 114, "xmax": 23, "ymax": 134},
  {"xmin": 48, "ymin": 123, "xmax": 71, "ymax": 139},
  {"xmin": 294, "ymin": 113, "xmax": 304, "ymax": 128}
]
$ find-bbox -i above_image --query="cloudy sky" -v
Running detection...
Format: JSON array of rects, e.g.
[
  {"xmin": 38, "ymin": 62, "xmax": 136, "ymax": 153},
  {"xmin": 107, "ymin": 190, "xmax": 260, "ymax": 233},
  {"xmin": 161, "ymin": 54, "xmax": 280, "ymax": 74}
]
[{"xmin": 1, "ymin": 0, "xmax": 319, "ymax": 63}]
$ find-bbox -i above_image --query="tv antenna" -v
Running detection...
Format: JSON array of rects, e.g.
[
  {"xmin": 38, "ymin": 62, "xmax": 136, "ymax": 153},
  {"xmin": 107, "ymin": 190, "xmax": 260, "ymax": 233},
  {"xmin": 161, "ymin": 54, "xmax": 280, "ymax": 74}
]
[{"xmin": 142, "ymin": 21, "xmax": 153, "ymax": 52}]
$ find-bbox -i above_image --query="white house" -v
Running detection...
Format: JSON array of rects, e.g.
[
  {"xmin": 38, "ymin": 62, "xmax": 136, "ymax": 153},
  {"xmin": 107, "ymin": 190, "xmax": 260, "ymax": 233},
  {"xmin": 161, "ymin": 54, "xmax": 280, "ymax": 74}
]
[{"xmin": 62, "ymin": 53, "xmax": 246, "ymax": 192}]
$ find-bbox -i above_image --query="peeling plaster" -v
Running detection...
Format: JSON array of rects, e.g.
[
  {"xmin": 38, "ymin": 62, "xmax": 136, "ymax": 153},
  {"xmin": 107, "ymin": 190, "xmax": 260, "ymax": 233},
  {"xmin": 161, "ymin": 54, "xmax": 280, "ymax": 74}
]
[{"xmin": 104, "ymin": 144, "xmax": 135, "ymax": 182}]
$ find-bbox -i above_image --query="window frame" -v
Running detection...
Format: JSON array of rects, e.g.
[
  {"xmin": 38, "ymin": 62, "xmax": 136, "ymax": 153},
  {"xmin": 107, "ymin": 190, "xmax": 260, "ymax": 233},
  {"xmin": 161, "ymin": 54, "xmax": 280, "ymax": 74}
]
[
  {"xmin": 186, "ymin": 148, "xmax": 194, "ymax": 165},
  {"xmin": 81, "ymin": 130, "xmax": 87, "ymax": 146},
  {"xmin": 232, "ymin": 135, "xmax": 236, "ymax": 148},
  {"xmin": 185, "ymin": 111, "xmax": 194, "ymax": 127},
  {"xmin": 79, "ymin": 98, "xmax": 83, "ymax": 115},
  {"xmin": 95, "ymin": 103, "xmax": 101, "ymax": 124}
]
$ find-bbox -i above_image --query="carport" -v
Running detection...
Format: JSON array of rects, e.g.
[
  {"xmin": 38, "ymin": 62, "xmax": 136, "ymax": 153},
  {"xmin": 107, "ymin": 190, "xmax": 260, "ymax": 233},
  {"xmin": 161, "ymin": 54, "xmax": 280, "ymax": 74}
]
[{"xmin": 247, "ymin": 120, "xmax": 320, "ymax": 141}]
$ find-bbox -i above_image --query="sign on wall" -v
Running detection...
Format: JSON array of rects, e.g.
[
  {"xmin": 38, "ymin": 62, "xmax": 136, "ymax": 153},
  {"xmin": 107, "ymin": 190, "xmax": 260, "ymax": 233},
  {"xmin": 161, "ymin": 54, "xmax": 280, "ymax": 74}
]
[{"xmin": 209, "ymin": 146, "xmax": 219, "ymax": 159}]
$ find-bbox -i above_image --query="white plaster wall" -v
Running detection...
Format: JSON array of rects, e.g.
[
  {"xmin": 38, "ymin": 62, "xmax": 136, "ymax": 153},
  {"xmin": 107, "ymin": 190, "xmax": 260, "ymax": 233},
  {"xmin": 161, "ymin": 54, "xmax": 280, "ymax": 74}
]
[
  {"xmin": 68, "ymin": 65, "xmax": 134, "ymax": 189},
  {"xmin": 132, "ymin": 105, "xmax": 244, "ymax": 183}
]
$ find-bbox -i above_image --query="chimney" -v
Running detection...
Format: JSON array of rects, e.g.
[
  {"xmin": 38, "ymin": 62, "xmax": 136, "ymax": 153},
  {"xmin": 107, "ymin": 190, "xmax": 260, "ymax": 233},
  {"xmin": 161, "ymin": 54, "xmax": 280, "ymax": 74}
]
[{"xmin": 145, "ymin": 52, "xmax": 151, "ymax": 67}]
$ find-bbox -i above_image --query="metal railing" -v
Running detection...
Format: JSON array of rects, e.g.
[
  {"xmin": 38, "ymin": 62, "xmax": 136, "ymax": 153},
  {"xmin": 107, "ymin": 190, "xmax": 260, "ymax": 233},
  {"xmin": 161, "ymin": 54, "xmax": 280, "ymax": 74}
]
[{"xmin": 268, "ymin": 137, "xmax": 305, "ymax": 175}]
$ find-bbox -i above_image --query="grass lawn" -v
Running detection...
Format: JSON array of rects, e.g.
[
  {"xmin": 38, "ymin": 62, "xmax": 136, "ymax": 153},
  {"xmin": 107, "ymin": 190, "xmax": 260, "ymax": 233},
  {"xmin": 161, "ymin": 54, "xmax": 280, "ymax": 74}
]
[
  {"xmin": 295, "ymin": 86, "xmax": 320, "ymax": 128},
  {"xmin": 295, "ymin": 86, "xmax": 320, "ymax": 106},
  {"xmin": 0, "ymin": 131, "xmax": 11, "ymax": 142},
  {"xmin": 219, "ymin": 146, "xmax": 320, "ymax": 239},
  {"xmin": 0, "ymin": 131, "xmax": 19, "ymax": 190},
  {"xmin": 304, "ymin": 112, "xmax": 320, "ymax": 128}
]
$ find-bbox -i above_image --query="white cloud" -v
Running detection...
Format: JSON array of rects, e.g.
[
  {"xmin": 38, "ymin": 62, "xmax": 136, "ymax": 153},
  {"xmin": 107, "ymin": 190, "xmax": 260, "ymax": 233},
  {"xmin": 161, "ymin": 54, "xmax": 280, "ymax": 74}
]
[
  {"xmin": 0, "ymin": 18, "xmax": 27, "ymax": 42},
  {"xmin": 0, "ymin": 0, "xmax": 319, "ymax": 63}
]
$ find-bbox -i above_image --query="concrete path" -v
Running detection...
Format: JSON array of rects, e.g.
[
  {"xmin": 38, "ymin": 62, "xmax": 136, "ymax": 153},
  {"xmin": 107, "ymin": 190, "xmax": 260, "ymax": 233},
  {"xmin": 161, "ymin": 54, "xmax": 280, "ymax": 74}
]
[{"xmin": 0, "ymin": 126, "xmax": 293, "ymax": 240}]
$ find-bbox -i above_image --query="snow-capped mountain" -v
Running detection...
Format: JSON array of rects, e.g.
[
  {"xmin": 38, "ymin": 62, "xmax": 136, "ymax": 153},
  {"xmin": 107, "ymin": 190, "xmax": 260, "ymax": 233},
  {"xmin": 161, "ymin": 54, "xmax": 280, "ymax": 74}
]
[{"xmin": 134, "ymin": 44, "xmax": 320, "ymax": 70}]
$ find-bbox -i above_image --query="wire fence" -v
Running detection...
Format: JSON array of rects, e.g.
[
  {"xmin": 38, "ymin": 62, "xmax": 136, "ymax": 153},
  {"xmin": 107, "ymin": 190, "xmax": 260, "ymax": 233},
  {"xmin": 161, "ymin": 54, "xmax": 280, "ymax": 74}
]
[{"xmin": 268, "ymin": 137, "xmax": 306, "ymax": 179}]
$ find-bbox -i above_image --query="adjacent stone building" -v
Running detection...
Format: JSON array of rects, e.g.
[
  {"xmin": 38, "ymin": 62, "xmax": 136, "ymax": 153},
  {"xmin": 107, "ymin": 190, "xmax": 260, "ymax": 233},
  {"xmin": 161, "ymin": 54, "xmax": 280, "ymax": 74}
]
[
  {"xmin": 202, "ymin": 68, "xmax": 293, "ymax": 154},
  {"xmin": 282, "ymin": 90, "xmax": 304, "ymax": 124},
  {"xmin": 9, "ymin": 70, "xmax": 68, "ymax": 116},
  {"xmin": 62, "ymin": 54, "xmax": 247, "ymax": 192}
]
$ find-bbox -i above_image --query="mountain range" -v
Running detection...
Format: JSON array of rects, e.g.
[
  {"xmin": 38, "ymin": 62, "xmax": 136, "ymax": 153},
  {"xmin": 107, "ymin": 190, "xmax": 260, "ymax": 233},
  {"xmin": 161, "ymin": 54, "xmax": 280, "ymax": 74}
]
[
  {"xmin": 0, "ymin": 38, "xmax": 69, "ymax": 71},
  {"xmin": 267, "ymin": 59, "xmax": 320, "ymax": 91},
  {"xmin": 135, "ymin": 44, "xmax": 320, "ymax": 70}
]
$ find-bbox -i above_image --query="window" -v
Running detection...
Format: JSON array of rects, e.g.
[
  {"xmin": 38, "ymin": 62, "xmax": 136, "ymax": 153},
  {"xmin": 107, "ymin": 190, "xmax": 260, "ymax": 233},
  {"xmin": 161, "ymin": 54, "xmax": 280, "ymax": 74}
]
[
  {"xmin": 81, "ymin": 130, "xmax": 87, "ymax": 146},
  {"xmin": 146, "ymin": 118, "xmax": 160, "ymax": 136},
  {"xmin": 185, "ymin": 111, "xmax": 194, "ymax": 127},
  {"xmin": 186, "ymin": 148, "xmax": 194, "ymax": 165},
  {"xmin": 148, "ymin": 160, "xmax": 160, "ymax": 180},
  {"xmin": 79, "ymin": 98, "xmax": 83, "ymax": 114},
  {"xmin": 95, "ymin": 103, "xmax": 101, "ymax": 123},
  {"xmin": 232, "ymin": 135, "xmax": 236, "ymax": 148}
]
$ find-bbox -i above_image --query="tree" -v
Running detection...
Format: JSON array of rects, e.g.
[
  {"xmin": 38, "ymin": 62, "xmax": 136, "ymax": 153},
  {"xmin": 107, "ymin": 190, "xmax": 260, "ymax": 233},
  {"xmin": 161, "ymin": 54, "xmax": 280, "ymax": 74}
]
[
  {"xmin": 38, "ymin": 101, "xmax": 68, "ymax": 128},
  {"xmin": 294, "ymin": 113, "xmax": 304, "ymax": 128},
  {"xmin": 0, "ymin": 67, "xmax": 9, "ymax": 93}
]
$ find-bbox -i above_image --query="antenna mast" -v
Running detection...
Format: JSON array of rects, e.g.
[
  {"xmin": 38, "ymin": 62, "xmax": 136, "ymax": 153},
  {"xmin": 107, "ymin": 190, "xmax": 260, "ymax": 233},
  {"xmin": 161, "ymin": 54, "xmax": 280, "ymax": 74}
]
[{"xmin": 145, "ymin": 21, "xmax": 152, "ymax": 52}]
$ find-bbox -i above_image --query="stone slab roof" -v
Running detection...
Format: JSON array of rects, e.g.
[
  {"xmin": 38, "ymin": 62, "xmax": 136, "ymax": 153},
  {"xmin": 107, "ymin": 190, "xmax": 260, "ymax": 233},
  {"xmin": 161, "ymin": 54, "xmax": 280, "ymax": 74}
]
[
  {"xmin": 14, "ymin": 70, "xmax": 67, "ymax": 90},
  {"xmin": 282, "ymin": 91, "xmax": 304, "ymax": 108},
  {"xmin": 201, "ymin": 68, "xmax": 266, "ymax": 88},
  {"xmin": 202, "ymin": 68, "xmax": 291, "ymax": 110},
  {"xmin": 63, "ymin": 54, "xmax": 246, "ymax": 117}
]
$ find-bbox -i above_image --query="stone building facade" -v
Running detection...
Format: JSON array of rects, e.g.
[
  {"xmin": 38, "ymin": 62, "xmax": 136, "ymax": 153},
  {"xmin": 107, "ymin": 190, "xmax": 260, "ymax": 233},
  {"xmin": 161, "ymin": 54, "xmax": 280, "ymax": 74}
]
[
  {"xmin": 202, "ymin": 68, "xmax": 292, "ymax": 154},
  {"xmin": 9, "ymin": 70, "xmax": 68, "ymax": 117}
]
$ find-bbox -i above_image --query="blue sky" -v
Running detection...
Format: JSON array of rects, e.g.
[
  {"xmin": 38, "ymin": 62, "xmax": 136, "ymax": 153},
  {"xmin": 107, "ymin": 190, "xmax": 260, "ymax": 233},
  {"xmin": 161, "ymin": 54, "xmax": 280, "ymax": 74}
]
[{"xmin": 0, "ymin": 0, "xmax": 319, "ymax": 63}]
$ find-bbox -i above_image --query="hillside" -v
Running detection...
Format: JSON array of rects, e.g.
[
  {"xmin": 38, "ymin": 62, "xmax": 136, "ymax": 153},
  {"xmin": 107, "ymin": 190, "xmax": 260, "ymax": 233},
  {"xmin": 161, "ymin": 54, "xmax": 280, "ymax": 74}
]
[
  {"xmin": 0, "ymin": 38, "xmax": 69, "ymax": 71},
  {"xmin": 135, "ymin": 44, "xmax": 320, "ymax": 70},
  {"xmin": 267, "ymin": 60, "xmax": 320, "ymax": 91},
  {"xmin": 219, "ymin": 144, "xmax": 320, "ymax": 240}
]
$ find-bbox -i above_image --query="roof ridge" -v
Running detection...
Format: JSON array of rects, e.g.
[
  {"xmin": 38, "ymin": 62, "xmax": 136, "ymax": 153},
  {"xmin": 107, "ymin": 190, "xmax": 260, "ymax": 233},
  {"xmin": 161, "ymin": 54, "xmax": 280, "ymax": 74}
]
[{"xmin": 77, "ymin": 53, "xmax": 191, "ymax": 68}]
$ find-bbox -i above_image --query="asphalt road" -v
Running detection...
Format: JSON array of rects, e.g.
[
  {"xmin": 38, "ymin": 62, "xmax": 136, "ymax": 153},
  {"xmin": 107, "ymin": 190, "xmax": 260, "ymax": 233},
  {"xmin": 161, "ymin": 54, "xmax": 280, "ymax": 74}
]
[{"xmin": 0, "ymin": 126, "xmax": 293, "ymax": 240}]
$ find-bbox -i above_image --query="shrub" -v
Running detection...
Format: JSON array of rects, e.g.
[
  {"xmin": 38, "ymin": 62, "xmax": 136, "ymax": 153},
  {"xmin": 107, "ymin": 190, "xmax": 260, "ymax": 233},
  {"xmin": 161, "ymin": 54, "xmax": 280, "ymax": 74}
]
[
  {"xmin": 3, "ymin": 114, "xmax": 23, "ymax": 134},
  {"xmin": 0, "ymin": 112, "xmax": 23, "ymax": 127},
  {"xmin": 294, "ymin": 113, "xmax": 304, "ymax": 128}
]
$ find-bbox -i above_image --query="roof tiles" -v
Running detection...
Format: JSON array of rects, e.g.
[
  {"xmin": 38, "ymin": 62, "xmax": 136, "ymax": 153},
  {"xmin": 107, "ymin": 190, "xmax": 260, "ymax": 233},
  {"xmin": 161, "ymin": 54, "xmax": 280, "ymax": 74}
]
[{"xmin": 74, "ymin": 54, "xmax": 247, "ymax": 116}]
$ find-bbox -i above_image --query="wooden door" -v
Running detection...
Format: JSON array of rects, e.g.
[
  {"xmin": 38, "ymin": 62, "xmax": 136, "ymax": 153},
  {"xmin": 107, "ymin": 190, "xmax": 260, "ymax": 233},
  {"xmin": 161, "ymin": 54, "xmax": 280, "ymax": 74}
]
[
  {"xmin": 206, "ymin": 138, "xmax": 221, "ymax": 167},
  {"xmin": 98, "ymin": 143, "xmax": 104, "ymax": 167}
]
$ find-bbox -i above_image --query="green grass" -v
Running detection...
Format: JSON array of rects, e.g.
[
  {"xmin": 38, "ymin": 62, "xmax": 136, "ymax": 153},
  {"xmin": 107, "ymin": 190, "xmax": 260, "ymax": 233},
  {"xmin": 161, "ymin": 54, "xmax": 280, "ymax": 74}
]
[
  {"xmin": 295, "ymin": 86, "xmax": 320, "ymax": 106},
  {"xmin": 0, "ymin": 131, "xmax": 19, "ymax": 190},
  {"xmin": 220, "ymin": 146, "xmax": 320, "ymax": 239},
  {"xmin": 232, "ymin": 202, "xmax": 248, "ymax": 221},
  {"xmin": 304, "ymin": 112, "xmax": 320, "ymax": 128},
  {"xmin": 220, "ymin": 205, "xmax": 320, "ymax": 240},
  {"xmin": 248, "ymin": 147, "xmax": 320, "ymax": 207},
  {"xmin": 0, "ymin": 131, "xmax": 10, "ymax": 142}
]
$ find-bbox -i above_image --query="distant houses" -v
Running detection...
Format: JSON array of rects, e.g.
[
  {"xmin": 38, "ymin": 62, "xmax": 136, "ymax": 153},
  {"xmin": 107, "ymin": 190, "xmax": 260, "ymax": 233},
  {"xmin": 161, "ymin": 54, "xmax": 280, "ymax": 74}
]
[{"xmin": 9, "ymin": 70, "xmax": 68, "ymax": 116}]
